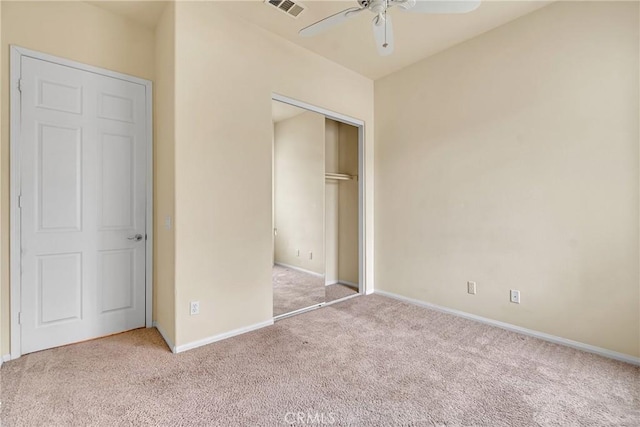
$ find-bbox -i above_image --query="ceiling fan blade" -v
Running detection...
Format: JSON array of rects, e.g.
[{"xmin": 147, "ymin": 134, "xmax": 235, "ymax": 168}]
[
  {"xmin": 299, "ymin": 7, "xmax": 365, "ymax": 37},
  {"xmin": 394, "ymin": 0, "xmax": 481, "ymax": 14},
  {"xmin": 372, "ymin": 14, "xmax": 394, "ymax": 56}
]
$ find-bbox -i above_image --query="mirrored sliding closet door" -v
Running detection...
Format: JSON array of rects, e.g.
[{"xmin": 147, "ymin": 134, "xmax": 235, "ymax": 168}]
[
  {"xmin": 272, "ymin": 99, "xmax": 360, "ymax": 318},
  {"xmin": 272, "ymin": 102, "xmax": 326, "ymax": 316}
]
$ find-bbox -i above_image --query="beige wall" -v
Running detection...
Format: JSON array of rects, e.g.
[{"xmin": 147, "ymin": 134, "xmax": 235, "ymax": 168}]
[
  {"xmin": 0, "ymin": 1, "xmax": 156, "ymax": 355},
  {"xmin": 375, "ymin": 1, "xmax": 639, "ymax": 357},
  {"xmin": 0, "ymin": 0, "xmax": 3, "ymax": 355},
  {"xmin": 274, "ymin": 111, "xmax": 326, "ymax": 275},
  {"xmin": 173, "ymin": 2, "xmax": 374, "ymax": 348},
  {"xmin": 154, "ymin": 2, "xmax": 176, "ymax": 347}
]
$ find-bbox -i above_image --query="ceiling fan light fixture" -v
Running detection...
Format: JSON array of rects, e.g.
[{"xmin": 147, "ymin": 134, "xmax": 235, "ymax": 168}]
[{"xmin": 299, "ymin": 0, "xmax": 481, "ymax": 55}]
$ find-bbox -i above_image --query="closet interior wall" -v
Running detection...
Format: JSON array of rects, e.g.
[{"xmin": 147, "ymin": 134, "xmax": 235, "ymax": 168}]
[{"xmin": 325, "ymin": 119, "xmax": 359, "ymax": 288}]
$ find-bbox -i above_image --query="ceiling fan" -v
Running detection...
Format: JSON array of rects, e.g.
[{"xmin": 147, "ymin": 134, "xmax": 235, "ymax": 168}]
[{"xmin": 299, "ymin": 0, "xmax": 481, "ymax": 56}]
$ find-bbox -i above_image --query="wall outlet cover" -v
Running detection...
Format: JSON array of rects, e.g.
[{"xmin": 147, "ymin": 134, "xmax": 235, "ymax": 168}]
[
  {"xmin": 190, "ymin": 301, "xmax": 200, "ymax": 315},
  {"xmin": 467, "ymin": 281, "xmax": 477, "ymax": 295},
  {"xmin": 510, "ymin": 290, "xmax": 520, "ymax": 304}
]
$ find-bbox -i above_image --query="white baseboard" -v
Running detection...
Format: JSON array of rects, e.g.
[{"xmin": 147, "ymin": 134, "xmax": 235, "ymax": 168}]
[
  {"xmin": 1, "ymin": 354, "xmax": 10, "ymax": 367},
  {"xmin": 274, "ymin": 262, "xmax": 324, "ymax": 278},
  {"xmin": 152, "ymin": 321, "xmax": 176, "ymax": 353},
  {"xmin": 375, "ymin": 290, "xmax": 640, "ymax": 366},
  {"xmin": 174, "ymin": 319, "xmax": 274, "ymax": 353},
  {"xmin": 325, "ymin": 280, "xmax": 359, "ymax": 289},
  {"xmin": 340, "ymin": 280, "xmax": 359, "ymax": 289}
]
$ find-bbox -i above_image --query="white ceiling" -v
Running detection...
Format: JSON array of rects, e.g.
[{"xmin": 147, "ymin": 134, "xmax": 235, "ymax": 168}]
[
  {"xmin": 88, "ymin": 0, "xmax": 551, "ymax": 80},
  {"xmin": 219, "ymin": 0, "xmax": 551, "ymax": 80}
]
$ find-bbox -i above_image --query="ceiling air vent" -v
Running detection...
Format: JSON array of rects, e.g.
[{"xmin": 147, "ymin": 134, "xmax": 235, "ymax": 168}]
[{"xmin": 266, "ymin": 0, "xmax": 306, "ymax": 19}]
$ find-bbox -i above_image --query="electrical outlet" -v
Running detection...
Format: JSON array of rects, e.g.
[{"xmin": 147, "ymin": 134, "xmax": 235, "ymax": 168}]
[
  {"xmin": 467, "ymin": 281, "xmax": 477, "ymax": 295},
  {"xmin": 510, "ymin": 290, "xmax": 520, "ymax": 304},
  {"xmin": 190, "ymin": 301, "xmax": 200, "ymax": 315}
]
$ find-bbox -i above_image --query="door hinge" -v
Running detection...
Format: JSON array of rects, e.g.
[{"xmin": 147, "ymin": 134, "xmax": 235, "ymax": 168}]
[
  {"xmin": 17, "ymin": 79, "xmax": 22, "ymax": 93},
  {"xmin": 18, "ymin": 195, "xmax": 22, "ymax": 209},
  {"xmin": 18, "ymin": 312, "xmax": 21, "ymax": 325}
]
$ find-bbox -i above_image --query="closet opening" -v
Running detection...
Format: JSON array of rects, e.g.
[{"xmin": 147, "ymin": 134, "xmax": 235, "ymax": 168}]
[{"xmin": 271, "ymin": 94, "xmax": 365, "ymax": 320}]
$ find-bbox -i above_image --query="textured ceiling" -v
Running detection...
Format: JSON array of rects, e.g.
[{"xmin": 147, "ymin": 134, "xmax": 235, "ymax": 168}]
[
  {"xmin": 218, "ymin": 0, "xmax": 551, "ymax": 79},
  {"xmin": 88, "ymin": 0, "xmax": 552, "ymax": 80}
]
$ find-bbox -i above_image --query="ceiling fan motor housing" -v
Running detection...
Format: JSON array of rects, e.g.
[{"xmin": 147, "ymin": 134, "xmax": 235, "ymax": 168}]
[{"xmin": 360, "ymin": 0, "xmax": 410, "ymax": 15}]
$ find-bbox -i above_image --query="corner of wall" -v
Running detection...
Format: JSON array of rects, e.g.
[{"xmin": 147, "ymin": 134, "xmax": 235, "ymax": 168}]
[
  {"xmin": 0, "ymin": 0, "xmax": 4, "ymax": 357},
  {"xmin": 153, "ymin": 2, "xmax": 177, "ymax": 348}
]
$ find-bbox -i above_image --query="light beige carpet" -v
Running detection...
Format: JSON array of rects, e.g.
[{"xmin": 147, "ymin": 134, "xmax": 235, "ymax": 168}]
[
  {"xmin": 326, "ymin": 282, "xmax": 358, "ymax": 302},
  {"xmin": 272, "ymin": 265, "xmax": 324, "ymax": 316},
  {"xmin": 2, "ymin": 295, "xmax": 638, "ymax": 426},
  {"xmin": 273, "ymin": 265, "xmax": 359, "ymax": 316}
]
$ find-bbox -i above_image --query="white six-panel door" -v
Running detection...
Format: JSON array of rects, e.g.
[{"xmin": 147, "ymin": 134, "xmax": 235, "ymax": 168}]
[{"xmin": 19, "ymin": 56, "xmax": 148, "ymax": 354}]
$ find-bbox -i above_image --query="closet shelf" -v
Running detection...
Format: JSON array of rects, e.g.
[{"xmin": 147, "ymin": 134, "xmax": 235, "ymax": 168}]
[{"xmin": 325, "ymin": 172, "xmax": 357, "ymax": 181}]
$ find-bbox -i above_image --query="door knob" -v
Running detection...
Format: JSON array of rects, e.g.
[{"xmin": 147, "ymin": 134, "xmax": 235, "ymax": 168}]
[{"xmin": 128, "ymin": 234, "xmax": 143, "ymax": 242}]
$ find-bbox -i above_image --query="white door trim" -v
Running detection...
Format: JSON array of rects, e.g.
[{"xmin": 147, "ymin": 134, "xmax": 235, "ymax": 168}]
[
  {"xmin": 9, "ymin": 46, "xmax": 154, "ymax": 360},
  {"xmin": 271, "ymin": 93, "xmax": 367, "ymax": 296}
]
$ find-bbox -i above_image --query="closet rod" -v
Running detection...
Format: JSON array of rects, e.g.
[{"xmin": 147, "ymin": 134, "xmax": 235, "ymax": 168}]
[{"xmin": 325, "ymin": 173, "xmax": 357, "ymax": 181}]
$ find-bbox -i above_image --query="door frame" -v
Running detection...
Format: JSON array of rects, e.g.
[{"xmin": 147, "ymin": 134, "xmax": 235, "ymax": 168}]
[
  {"xmin": 9, "ymin": 46, "xmax": 154, "ymax": 360},
  {"xmin": 271, "ymin": 93, "xmax": 367, "ymax": 298}
]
